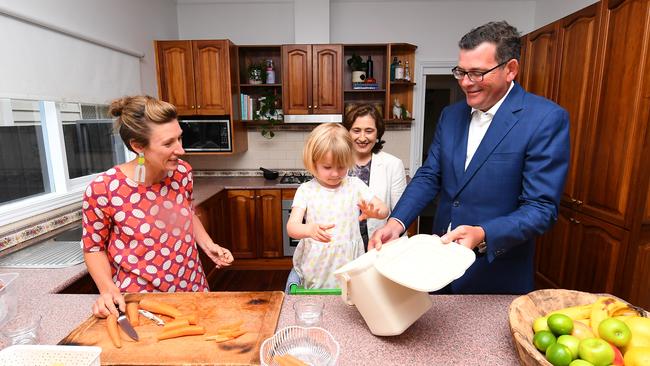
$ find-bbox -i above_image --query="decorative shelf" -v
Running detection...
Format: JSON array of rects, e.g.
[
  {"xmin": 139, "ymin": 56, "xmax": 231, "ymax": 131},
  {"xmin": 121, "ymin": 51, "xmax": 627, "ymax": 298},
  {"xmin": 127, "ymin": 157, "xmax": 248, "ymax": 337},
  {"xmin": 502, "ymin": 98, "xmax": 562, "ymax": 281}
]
[
  {"xmin": 384, "ymin": 118, "xmax": 414, "ymax": 124},
  {"xmin": 239, "ymin": 83, "xmax": 282, "ymax": 87},
  {"xmin": 344, "ymin": 89, "xmax": 386, "ymax": 93},
  {"xmin": 390, "ymin": 81, "xmax": 416, "ymax": 86}
]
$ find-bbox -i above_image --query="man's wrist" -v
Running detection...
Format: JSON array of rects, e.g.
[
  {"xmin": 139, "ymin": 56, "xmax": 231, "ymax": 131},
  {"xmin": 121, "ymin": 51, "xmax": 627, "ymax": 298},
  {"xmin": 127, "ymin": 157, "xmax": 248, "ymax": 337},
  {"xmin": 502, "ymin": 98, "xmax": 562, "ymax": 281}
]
[{"xmin": 388, "ymin": 217, "xmax": 406, "ymax": 234}]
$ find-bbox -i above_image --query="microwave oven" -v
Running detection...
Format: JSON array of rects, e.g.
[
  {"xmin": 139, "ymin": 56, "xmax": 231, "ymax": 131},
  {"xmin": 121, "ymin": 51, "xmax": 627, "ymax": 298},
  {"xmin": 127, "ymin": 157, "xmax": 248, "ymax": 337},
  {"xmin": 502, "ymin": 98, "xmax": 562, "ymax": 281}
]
[{"xmin": 179, "ymin": 119, "xmax": 231, "ymax": 152}]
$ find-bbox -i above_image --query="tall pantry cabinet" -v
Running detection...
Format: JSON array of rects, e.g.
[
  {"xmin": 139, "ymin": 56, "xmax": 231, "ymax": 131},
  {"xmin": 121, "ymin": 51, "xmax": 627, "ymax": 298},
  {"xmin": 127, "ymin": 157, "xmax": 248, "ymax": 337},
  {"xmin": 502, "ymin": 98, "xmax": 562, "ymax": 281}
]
[{"xmin": 520, "ymin": 0, "xmax": 650, "ymax": 308}]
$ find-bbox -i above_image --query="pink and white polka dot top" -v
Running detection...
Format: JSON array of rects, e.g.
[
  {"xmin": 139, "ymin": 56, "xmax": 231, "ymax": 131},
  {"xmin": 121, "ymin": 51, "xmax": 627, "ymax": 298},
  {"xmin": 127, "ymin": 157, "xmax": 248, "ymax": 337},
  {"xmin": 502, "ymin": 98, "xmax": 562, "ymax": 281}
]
[{"xmin": 81, "ymin": 159, "xmax": 208, "ymax": 293}]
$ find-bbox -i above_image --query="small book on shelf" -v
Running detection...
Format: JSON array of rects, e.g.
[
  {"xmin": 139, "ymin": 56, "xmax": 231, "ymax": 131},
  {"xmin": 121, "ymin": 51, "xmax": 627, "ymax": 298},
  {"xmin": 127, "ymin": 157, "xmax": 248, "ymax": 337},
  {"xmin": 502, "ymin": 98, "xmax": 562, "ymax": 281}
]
[{"xmin": 352, "ymin": 82, "xmax": 379, "ymax": 90}]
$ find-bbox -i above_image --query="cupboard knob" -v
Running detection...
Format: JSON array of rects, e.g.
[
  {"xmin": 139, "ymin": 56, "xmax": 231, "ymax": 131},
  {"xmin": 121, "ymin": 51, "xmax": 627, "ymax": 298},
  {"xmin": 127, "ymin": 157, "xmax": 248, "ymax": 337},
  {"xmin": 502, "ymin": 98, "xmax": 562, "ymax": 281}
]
[
  {"xmin": 569, "ymin": 218, "xmax": 575, "ymax": 223},
  {"xmin": 308, "ymin": 105, "xmax": 312, "ymax": 109},
  {"xmin": 570, "ymin": 198, "xmax": 577, "ymax": 203},
  {"xmin": 314, "ymin": 105, "xmax": 319, "ymax": 109},
  {"xmin": 576, "ymin": 200, "xmax": 583, "ymax": 206},
  {"xmin": 574, "ymin": 219, "xmax": 581, "ymax": 224},
  {"xmin": 197, "ymin": 105, "xmax": 201, "ymax": 108},
  {"xmin": 191, "ymin": 105, "xmax": 195, "ymax": 108}
]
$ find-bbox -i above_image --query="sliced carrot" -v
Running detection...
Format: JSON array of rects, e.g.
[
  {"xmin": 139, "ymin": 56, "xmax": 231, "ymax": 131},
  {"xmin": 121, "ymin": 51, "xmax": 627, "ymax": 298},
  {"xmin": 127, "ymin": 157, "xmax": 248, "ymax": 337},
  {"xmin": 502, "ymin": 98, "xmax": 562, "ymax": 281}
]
[
  {"xmin": 157, "ymin": 325, "xmax": 206, "ymax": 341},
  {"xmin": 163, "ymin": 319, "xmax": 190, "ymax": 332},
  {"xmin": 205, "ymin": 334, "xmax": 231, "ymax": 342},
  {"xmin": 106, "ymin": 314, "xmax": 122, "ymax": 348},
  {"xmin": 139, "ymin": 298, "xmax": 182, "ymax": 318},
  {"xmin": 223, "ymin": 329, "xmax": 246, "ymax": 339},
  {"xmin": 283, "ymin": 354, "xmax": 308, "ymax": 366},
  {"xmin": 126, "ymin": 302, "xmax": 139, "ymax": 326},
  {"xmin": 174, "ymin": 313, "xmax": 199, "ymax": 325}
]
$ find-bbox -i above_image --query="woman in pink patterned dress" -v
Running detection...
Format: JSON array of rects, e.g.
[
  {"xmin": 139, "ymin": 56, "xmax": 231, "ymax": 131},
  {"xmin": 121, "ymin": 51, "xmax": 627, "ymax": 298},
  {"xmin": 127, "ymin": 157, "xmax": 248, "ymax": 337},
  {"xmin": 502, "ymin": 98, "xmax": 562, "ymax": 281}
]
[{"xmin": 82, "ymin": 95, "xmax": 233, "ymax": 318}]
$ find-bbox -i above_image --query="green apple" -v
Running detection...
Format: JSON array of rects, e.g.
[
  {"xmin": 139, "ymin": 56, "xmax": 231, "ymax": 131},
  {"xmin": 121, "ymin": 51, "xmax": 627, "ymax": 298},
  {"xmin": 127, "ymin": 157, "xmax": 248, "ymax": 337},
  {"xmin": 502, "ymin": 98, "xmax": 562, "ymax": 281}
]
[
  {"xmin": 568, "ymin": 360, "xmax": 594, "ymax": 366},
  {"xmin": 578, "ymin": 337, "xmax": 615, "ymax": 366},
  {"xmin": 557, "ymin": 334, "xmax": 580, "ymax": 359},
  {"xmin": 533, "ymin": 316, "xmax": 550, "ymax": 333},
  {"xmin": 598, "ymin": 317, "xmax": 631, "ymax": 347}
]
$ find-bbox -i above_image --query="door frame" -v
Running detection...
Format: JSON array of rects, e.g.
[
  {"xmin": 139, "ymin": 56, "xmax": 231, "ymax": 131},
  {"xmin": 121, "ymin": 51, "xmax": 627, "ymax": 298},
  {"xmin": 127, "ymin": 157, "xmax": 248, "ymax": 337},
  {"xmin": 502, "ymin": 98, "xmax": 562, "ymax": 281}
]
[{"xmin": 410, "ymin": 60, "xmax": 457, "ymax": 173}]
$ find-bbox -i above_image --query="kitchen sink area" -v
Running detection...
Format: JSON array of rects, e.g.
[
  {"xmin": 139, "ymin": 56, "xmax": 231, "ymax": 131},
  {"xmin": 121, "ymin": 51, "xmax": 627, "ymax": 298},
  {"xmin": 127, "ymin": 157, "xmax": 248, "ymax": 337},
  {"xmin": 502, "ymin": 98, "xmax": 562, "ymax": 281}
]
[{"xmin": 0, "ymin": 227, "xmax": 83, "ymax": 269}]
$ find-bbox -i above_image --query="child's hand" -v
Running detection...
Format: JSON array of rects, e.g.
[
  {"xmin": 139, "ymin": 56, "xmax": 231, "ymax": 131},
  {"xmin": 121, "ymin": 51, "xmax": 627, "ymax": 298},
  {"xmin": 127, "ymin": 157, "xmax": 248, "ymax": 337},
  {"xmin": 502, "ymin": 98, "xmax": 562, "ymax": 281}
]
[
  {"xmin": 309, "ymin": 223, "xmax": 335, "ymax": 242},
  {"xmin": 358, "ymin": 199, "xmax": 383, "ymax": 220}
]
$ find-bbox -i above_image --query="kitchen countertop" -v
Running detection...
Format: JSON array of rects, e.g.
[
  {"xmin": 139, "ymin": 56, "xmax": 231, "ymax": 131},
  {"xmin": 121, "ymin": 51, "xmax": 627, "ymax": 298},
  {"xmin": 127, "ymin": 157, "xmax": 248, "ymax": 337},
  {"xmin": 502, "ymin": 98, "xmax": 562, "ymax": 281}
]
[{"xmin": 1, "ymin": 264, "xmax": 521, "ymax": 364}]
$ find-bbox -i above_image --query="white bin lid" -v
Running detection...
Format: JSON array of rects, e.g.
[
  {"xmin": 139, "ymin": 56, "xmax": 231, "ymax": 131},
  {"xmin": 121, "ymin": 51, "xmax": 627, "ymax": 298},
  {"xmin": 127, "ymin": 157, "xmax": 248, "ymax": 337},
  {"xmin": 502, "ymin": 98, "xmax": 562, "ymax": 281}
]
[{"xmin": 374, "ymin": 234, "xmax": 476, "ymax": 292}]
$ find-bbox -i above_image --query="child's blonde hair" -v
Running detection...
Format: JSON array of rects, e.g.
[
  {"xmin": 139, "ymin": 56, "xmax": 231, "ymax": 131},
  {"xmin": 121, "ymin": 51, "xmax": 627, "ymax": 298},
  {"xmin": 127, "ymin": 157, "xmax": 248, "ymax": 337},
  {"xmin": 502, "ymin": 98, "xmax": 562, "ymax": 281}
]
[{"xmin": 303, "ymin": 123, "xmax": 355, "ymax": 175}]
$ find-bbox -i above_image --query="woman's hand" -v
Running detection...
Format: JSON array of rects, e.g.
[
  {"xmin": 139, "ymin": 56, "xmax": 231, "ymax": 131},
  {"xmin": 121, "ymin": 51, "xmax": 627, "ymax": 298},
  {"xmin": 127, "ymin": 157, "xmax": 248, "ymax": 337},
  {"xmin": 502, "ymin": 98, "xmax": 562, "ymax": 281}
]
[
  {"xmin": 358, "ymin": 199, "xmax": 383, "ymax": 220},
  {"xmin": 309, "ymin": 223, "xmax": 334, "ymax": 242},
  {"xmin": 92, "ymin": 290, "xmax": 125, "ymax": 318},
  {"xmin": 205, "ymin": 242, "xmax": 234, "ymax": 268}
]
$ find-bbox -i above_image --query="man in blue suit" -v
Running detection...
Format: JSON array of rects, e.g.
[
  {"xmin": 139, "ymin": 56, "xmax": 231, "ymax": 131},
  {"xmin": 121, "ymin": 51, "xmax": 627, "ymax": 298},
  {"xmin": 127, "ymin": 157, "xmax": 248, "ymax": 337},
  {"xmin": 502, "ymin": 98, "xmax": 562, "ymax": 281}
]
[{"xmin": 369, "ymin": 21, "xmax": 570, "ymax": 294}]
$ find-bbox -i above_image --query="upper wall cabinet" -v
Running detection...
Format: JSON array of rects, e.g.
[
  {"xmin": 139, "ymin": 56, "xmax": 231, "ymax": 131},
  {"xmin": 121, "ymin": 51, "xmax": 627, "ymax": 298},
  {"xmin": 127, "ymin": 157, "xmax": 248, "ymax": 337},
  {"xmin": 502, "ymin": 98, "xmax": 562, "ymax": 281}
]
[
  {"xmin": 155, "ymin": 40, "xmax": 232, "ymax": 116},
  {"xmin": 282, "ymin": 44, "xmax": 343, "ymax": 115}
]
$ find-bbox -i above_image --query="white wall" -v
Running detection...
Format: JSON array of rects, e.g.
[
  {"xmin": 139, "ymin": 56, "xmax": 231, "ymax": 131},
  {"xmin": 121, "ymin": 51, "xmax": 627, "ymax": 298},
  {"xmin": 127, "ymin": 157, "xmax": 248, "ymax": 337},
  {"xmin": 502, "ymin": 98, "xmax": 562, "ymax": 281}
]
[
  {"xmin": 0, "ymin": 0, "xmax": 178, "ymax": 101},
  {"xmin": 176, "ymin": 0, "xmax": 294, "ymax": 44},
  {"xmin": 533, "ymin": 0, "xmax": 599, "ymax": 28}
]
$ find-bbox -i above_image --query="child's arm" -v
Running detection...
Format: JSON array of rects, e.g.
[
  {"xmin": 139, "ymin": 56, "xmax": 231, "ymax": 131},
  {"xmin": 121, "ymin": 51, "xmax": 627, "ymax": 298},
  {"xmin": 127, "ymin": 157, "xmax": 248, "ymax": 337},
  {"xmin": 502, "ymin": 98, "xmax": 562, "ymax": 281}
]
[
  {"xmin": 358, "ymin": 196, "xmax": 389, "ymax": 221},
  {"xmin": 287, "ymin": 206, "xmax": 335, "ymax": 242}
]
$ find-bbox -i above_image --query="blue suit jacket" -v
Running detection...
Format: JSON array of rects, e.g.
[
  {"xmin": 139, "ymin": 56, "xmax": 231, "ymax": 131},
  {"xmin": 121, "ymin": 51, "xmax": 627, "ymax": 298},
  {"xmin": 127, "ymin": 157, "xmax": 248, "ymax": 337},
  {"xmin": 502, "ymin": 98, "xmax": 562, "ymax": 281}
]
[{"xmin": 392, "ymin": 83, "xmax": 570, "ymax": 294}]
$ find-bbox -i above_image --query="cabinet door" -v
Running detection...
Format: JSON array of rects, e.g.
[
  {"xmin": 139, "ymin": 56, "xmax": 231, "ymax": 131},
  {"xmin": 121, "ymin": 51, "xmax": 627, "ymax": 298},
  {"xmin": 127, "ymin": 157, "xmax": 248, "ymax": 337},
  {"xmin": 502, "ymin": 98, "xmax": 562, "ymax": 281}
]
[
  {"xmin": 195, "ymin": 199, "xmax": 216, "ymax": 279},
  {"xmin": 555, "ymin": 3, "xmax": 601, "ymax": 206},
  {"xmin": 256, "ymin": 190, "xmax": 283, "ymax": 258},
  {"xmin": 227, "ymin": 190, "xmax": 257, "ymax": 258},
  {"xmin": 520, "ymin": 23, "xmax": 559, "ymax": 99},
  {"xmin": 193, "ymin": 40, "xmax": 230, "ymax": 115},
  {"xmin": 535, "ymin": 206, "xmax": 574, "ymax": 289},
  {"xmin": 155, "ymin": 41, "xmax": 196, "ymax": 115},
  {"xmin": 567, "ymin": 211, "xmax": 629, "ymax": 294},
  {"xmin": 312, "ymin": 45, "xmax": 342, "ymax": 114},
  {"xmin": 578, "ymin": 0, "xmax": 650, "ymax": 227},
  {"xmin": 282, "ymin": 45, "xmax": 312, "ymax": 114}
]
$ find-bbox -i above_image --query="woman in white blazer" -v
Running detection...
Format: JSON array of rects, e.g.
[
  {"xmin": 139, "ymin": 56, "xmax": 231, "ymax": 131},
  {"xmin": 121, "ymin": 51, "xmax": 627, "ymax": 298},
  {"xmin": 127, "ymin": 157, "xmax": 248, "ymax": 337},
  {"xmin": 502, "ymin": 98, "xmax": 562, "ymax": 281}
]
[{"xmin": 343, "ymin": 104, "xmax": 407, "ymax": 249}]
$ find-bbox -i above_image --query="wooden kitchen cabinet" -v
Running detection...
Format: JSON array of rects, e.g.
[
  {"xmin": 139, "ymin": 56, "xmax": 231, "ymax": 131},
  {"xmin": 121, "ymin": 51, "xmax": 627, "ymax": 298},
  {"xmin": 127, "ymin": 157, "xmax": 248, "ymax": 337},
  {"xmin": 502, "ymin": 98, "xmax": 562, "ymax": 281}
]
[
  {"xmin": 195, "ymin": 191, "xmax": 229, "ymax": 281},
  {"xmin": 525, "ymin": 0, "xmax": 650, "ymax": 308},
  {"xmin": 519, "ymin": 22, "xmax": 559, "ymax": 99},
  {"xmin": 155, "ymin": 40, "xmax": 231, "ymax": 116},
  {"xmin": 227, "ymin": 189, "xmax": 283, "ymax": 259},
  {"xmin": 282, "ymin": 44, "xmax": 343, "ymax": 115}
]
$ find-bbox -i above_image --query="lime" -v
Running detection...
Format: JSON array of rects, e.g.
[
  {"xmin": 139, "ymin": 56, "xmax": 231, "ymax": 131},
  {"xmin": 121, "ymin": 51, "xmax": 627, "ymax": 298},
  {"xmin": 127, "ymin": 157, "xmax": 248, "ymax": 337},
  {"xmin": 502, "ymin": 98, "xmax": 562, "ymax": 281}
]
[
  {"xmin": 533, "ymin": 316, "xmax": 550, "ymax": 333},
  {"xmin": 533, "ymin": 330, "xmax": 557, "ymax": 352},
  {"xmin": 546, "ymin": 343, "xmax": 573, "ymax": 366},
  {"xmin": 548, "ymin": 313, "xmax": 574, "ymax": 336}
]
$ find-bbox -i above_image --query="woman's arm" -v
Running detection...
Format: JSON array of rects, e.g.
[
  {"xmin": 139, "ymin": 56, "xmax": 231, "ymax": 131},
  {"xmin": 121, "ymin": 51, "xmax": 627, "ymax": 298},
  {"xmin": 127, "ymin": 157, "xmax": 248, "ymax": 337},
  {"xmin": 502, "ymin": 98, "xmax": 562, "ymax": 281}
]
[
  {"xmin": 287, "ymin": 206, "xmax": 333, "ymax": 242},
  {"xmin": 84, "ymin": 251, "xmax": 124, "ymax": 318},
  {"xmin": 192, "ymin": 214, "xmax": 233, "ymax": 267}
]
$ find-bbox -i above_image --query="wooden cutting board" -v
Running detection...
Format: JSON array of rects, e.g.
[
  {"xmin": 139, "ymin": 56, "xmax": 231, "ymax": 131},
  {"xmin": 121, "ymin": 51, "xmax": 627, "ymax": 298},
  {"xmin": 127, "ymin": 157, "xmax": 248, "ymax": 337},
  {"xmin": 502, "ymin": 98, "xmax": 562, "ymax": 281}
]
[{"xmin": 59, "ymin": 291, "xmax": 284, "ymax": 365}]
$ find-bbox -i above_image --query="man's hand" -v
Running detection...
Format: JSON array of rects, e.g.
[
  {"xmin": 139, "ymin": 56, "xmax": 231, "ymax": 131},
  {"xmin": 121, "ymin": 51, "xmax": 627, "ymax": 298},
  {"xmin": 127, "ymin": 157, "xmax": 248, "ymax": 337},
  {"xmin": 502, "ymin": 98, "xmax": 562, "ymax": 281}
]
[
  {"xmin": 309, "ymin": 223, "xmax": 335, "ymax": 242},
  {"xmin": 368, "ymin": 218, "xmax": 404, "ymax": 250},
  {"xmin": 440, "ymin": 225, "xmax": 485, "ymax": 250},
  {"xmin": 206, "ymin": 242, "xmax": 234, "ymax": 268}
]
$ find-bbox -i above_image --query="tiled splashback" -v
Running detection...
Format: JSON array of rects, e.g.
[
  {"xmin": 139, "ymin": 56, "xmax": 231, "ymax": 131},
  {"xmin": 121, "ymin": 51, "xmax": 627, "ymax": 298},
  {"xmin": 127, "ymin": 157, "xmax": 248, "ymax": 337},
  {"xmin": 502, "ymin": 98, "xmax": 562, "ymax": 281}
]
[
  {"xmin": 187, "ymin": 129, "xmax": 412, "ymax": 171},
  {"xmin": 0, "ymin": 204, "xmax": 82, "ymax": 252}
]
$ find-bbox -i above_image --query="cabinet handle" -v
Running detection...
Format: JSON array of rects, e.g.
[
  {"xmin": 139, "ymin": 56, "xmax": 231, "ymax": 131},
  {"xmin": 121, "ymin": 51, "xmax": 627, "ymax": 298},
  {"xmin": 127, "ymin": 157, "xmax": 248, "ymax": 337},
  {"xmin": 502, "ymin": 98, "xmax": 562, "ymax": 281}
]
[
  {"xmin": 308, "ymin": 105, "xmax": 312, "ymax": 109},
  {"xmin": 314, "ymin": 105, "xmax": 318, "ymax": 109},
  {"xmin": 191, "ymin": 105, "xmax": 195, "ymax": 109},
  {"xmin": 249, "ymin": 196, "xmax": 254, "ymax": 199},
  {"xmin": 197, "ymin": 105, "xmax": 201, "ymax": 109},
  {"xmin": 569, "ymin": 218, "xmax": 575, "ymax": 223},
  {"xmin": 576, "ymin": 200, "xmax": 583, "ymax": 206},
  {"xmin": 570, "ymin": 198, "xmax": 577, "ymax": 203},
  {"xmin": 574, "ymin": 219, "xmax": 581, "ymax": 224}
]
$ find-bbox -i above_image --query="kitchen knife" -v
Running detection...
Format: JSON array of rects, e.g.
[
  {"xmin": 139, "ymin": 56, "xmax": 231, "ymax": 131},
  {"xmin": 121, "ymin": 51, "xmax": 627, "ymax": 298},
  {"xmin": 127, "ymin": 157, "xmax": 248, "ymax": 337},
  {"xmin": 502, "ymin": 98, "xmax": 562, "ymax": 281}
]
[
  {"xmin": 117, "ymin": 308, "xmax": 139, "ymax": 341},
  {"xmin": 138, "ymin": 309, "xmax": 165, "ymax": 326}
]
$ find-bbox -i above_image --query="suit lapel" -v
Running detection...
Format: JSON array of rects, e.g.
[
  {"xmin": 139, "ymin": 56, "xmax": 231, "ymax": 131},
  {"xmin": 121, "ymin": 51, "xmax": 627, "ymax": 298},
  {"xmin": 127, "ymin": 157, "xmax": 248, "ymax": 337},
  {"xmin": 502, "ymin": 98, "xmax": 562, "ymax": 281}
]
[
  {"xmin": 453, "ymin": 107, "xmax": 471, "ymax": 184},
  {"xmin": 454, "ymin": 83, "xmax": 525, "ymax": 196}
]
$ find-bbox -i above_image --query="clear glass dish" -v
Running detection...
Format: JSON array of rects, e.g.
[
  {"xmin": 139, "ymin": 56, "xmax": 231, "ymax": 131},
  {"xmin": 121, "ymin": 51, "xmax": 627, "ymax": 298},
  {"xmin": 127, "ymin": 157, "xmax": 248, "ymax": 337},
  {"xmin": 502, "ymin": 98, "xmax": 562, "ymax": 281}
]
[{"xmin": 260, "ymin": 326, "xmax": 340, "ymax": 366}]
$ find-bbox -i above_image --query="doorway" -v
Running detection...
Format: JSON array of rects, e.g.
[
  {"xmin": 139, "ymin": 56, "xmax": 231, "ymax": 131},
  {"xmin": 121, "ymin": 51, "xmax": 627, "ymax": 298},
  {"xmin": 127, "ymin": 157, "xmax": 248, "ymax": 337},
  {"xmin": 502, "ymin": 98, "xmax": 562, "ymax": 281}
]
[{"xmin": 418, "ymin": 75, "xmax": 463, "ymax": 234}]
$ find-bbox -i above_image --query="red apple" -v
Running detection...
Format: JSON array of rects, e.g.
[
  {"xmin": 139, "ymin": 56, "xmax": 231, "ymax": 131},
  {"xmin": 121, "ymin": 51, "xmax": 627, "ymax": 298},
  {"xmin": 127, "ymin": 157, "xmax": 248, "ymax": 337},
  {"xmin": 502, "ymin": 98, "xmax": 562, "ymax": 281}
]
[{"xmin": 609, "ymin": 343, "xmax": 624, "ymax": 366}]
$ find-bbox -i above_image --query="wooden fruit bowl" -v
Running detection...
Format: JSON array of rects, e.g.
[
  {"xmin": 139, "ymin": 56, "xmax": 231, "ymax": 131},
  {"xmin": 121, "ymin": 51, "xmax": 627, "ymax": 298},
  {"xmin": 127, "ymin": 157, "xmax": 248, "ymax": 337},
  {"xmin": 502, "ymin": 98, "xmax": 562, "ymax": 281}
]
[{"xmin": 508, "ymin": 289, "xmax": 649, "ymax": 366}]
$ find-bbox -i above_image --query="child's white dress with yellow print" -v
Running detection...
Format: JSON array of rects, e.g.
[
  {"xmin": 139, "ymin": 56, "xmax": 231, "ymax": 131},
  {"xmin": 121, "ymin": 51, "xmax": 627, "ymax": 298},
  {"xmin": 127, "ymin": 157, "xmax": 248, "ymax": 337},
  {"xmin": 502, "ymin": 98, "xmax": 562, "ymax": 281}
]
[{"xmin": 292, "ymin": 176, "xmax": 375, "ymax": 289}]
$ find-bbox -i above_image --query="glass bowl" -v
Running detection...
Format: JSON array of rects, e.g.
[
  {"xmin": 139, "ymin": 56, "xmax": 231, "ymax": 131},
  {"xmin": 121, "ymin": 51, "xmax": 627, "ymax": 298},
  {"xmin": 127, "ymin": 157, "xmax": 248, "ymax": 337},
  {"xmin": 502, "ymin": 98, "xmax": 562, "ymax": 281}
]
[
  {"xmin": 260, "ymin": 326, "xmax": 340, "ymax": 366},
  {"xmin": 1, "ymin": 314, "xmax": 42, "ymax": 345}
]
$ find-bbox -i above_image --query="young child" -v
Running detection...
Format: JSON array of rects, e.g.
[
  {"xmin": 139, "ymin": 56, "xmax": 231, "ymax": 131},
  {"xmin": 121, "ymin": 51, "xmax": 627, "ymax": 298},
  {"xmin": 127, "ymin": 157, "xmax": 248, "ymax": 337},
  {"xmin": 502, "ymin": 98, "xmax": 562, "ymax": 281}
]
[{"xmin": 287, "ymin": 123, "xmax": 389, "ymax": 289}]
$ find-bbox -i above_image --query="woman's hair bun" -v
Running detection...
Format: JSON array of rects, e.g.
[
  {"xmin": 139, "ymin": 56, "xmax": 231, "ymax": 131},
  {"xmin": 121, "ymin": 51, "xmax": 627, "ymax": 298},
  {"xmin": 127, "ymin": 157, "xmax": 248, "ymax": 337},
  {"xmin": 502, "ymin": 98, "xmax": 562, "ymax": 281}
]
[{"xmin": 108, "ymin": 97, "xmax": 129, "ymax": 118}]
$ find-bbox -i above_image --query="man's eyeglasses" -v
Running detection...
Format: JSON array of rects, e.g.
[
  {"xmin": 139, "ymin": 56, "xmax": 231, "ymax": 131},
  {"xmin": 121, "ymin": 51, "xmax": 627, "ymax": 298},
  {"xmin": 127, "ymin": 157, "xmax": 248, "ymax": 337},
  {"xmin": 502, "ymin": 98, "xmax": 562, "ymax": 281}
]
[{"xmin": 451, "ymin": 60, "xmax": 509, "ymax": 82}]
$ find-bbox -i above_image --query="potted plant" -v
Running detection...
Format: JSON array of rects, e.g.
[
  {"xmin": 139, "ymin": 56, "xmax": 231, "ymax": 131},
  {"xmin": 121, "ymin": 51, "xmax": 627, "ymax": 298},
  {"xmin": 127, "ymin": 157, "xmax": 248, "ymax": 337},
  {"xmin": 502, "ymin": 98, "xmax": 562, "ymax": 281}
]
[
  {"xmin": 254, "ymin": 90, "xmax": 282, "ymax": 139},
  {"xmin": 347, "ymin": 53, "xmax": 367, "ymax": 83},
  {"xmin": 248, "ymin": 62, "xmax": 265, "ymax": 84}
]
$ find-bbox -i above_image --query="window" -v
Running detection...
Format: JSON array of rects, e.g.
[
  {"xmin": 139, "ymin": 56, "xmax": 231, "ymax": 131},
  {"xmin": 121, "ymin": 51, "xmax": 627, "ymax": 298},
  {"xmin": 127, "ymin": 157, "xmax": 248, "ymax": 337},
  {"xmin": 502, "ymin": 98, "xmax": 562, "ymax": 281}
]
[
  {"xmin": 0, "ymin": 98, "xmax": 128, "ymax": 226},
  {"xmin": 0, "ymin": 99, "xmax": 51, "ymax": 204}
]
